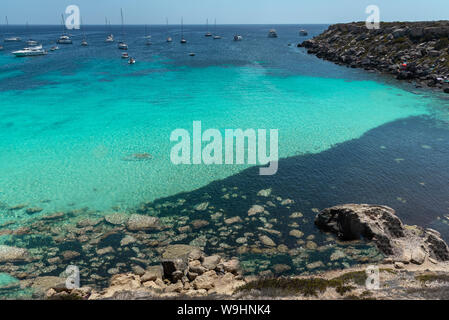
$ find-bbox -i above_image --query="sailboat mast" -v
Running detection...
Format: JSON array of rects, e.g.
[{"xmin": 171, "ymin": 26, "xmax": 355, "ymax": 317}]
[
  {"xmin": 61, "ymin": 14, "xmax": 65, "ymax": 34},
  {"xmin": 121, "ymin": 8, "xmax": 124, "ymax": 38}
]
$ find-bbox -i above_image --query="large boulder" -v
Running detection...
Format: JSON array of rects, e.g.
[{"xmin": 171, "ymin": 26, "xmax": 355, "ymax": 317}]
[
  {"xmin": 315, "ymin": 204, "xmax": 449, "ymax": 264},
  {"xmin": 160, "ymin": 245, "xmax": 203, "ymax": 282}
]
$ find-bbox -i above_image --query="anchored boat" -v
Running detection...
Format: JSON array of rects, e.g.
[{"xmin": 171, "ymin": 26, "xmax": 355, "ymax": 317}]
[
  {"xmin": 57, "ymin": 14, "xmax": 72, "ymax": 44},
  {"xmin": 13, "ymin": 45, "xmax": 47, "ymax": 57},
  {"xmin": 118, "ymin": 9, "xmax": 128, "ymax": 50},
  {"xmin": 4, "ymin": 17, "xmax": 21, "ymax": 42},
  {"xmin": 268, "ymin": 29, "xmax": 278, "ymax": 38}
]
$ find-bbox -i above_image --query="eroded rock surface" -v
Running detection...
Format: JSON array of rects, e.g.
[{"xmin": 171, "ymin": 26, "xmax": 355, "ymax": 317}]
[{"xmin": 315, "ymin": 204, "xmax": 449, "ymax": 264}]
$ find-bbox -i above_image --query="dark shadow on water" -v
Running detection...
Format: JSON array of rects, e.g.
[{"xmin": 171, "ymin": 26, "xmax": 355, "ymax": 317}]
[{"xmin": 151, "ymin": 115, "xmax": 449, "ymax": 240}]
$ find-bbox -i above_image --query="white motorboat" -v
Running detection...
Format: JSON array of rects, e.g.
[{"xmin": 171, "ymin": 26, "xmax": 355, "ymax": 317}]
[
  {"xmin": 234, "ymin": 35, "xmax": 243, "ymax": 41},
  {"xmin": 105, "ymin": 34, "xmax": 114, "ymax": 42},
  {"xmin": 268, "ymin": 29, "xmax": 278, "ymax": 38},
  {"xmin": 4, "ymin": 37, "xmax": 21, "ymax": 42},
  {"xmin": 13, "ymin": 45, "xmax": 47, "ymax": 57},
  {"xmin": 121, "ymin": 52, "xmax": 129, "ymax": 59},
  {"xmin": 299, "ymin": 29, "xmax": 308, "ymax": 36},
  {"xmin": 118, "ymin": 41, "xmax": 128, "ymax": 50},
  {"xmin": 50, "ymin": 46, "xmax": 59, "ymax": 51}
]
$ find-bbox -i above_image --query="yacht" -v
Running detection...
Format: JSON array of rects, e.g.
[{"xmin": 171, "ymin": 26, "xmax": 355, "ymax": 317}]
[
  {"xmin": 118, "ymin": 41, "xmax": 128, "ymax": 50},
  {"xmin": 13, "ymin": 45, "xmax": 47, "ymax": 57},
  {"xmin": 4, "ymin": 17, "xmax": 21, "ymax": 42},
  {"xmin": 118, "ymin": 9, "xmax": 128, "ymax": 50},
  {"xmin": 205, "ymin": 19, "xmax": 212, "ymax": 37},
  {"xmin": 128, "ymin": 57, "xmax": 136, "ymax": 64},
  {"xmin": 121, "ymin": 52, "xmax": 129, "ymax": 59},
  {"xmin": 234, "ymin": 35, "xmax": 243, "ymax": 41},
  {"xmin": 180, "ymin": 17, "xmax": 187, "ymax": 44},
  {"xmin": 4, "ymin": 37, "xmax": 21, "ymax": 42},
  {"xmin": 57, "ymin": 35, "xmax": 72, "ymax": 44},
  {"xmin": 268, "ymin": 29, "xmax": 278, "ymax": 38},
  {"xmin": 299, "ymin": 29, "xmax": 308, "ymax": 36},
  {"xmin": 50, "ymin": 46, "xmax": 59, "ymax": 51},
  {"xmin": 166, "ymin": 18, "xmax": 172, "ymax": 42}
]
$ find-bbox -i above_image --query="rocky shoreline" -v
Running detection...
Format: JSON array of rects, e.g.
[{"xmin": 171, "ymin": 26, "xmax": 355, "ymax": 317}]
[
  {"xmin": 35, "ymin": 204, "xmax": 449, "ymax": 300},
  {"xmin": 298, "ymin": 21, "xmax": 449, "ymax": 94}
]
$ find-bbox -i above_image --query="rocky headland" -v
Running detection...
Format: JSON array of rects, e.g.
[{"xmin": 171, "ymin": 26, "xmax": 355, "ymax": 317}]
[
  {"xmin": 299, "ymin": 21, "xmax": 449, "ymax": 93},
  {"xmin": 35, "ymin": 204, "xmax": 449, "ymax": 300}
]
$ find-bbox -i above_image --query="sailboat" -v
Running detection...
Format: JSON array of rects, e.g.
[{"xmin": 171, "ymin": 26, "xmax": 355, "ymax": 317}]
[
  {"xmin": 4, "ymin": 16, "xmax": 21, "ymax": 42},
  {"xmin": 105, "ymin": 18, "xmax": 114, "ymax": 42},
  {"xmin": 26, "ymin": 22, "xmax": 38, "ymax": 46},
  {"xmin": 213, "ymin": 19, "xmax": 221, "ymax": 39},
  {"xmin": 145, "ymin": 25, "xmax": 152, "ymax": 45},
  {"xmin": 204, "ymin": 19, "xmax": 212, "ymax": 37},
  {"xmin": 57, "ymin": 14, "xmax": 73, "ymax": 44},
  {"xmin": 81, "ymin": 18, "xmax": 88, "ymax": 46},
  {"xmin": 180, "ymin": 17, "xmax": 186, "ymax": 44},
  {"xmin": 166, "ymin": 18, "xmax": 172, "ymax": 42},
  {"xmin": 117, "ymin": 9, "xmax": 128, "ymax": 50}
]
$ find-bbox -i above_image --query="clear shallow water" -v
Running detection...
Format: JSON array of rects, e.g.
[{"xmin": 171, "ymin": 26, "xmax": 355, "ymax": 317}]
[
  {"xmin": 0, "ymin": 24, "xmax": 448, "ymax": 298},
  {"xmin": 0, "ymin": 25, "xmax": 445, "ymax": 225}
]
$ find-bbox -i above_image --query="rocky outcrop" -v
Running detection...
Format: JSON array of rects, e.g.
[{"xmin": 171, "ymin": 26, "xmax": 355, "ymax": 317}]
[
  {"xmin": 299, "ymin": 21, "xmax": 449, "ymax": 93},
  {"xmin": 315, "ymin": 204, "xmax": 449, "ymax": 265},
  {"xmin": 48, "ymin": 248, "xmax": 246, "ymax": 300}
]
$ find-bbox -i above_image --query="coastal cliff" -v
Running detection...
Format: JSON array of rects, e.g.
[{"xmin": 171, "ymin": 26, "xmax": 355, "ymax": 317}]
[{"xmin": 299, "ymin": 21, "xmax": 449, "ymax": 93}]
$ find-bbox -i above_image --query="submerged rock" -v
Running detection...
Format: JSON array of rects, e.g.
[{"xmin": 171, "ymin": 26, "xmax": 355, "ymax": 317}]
[
  {"xmin": 0, "ymin": 245, "xmax": 29, "ymax": 262},
  {"xmin": 248, "ymin": 205, "xmax": 264, "ymax": 216},
  {"xmin": 259, "ymin": 235, "xmax": 276, "ymax": 247},
  {"xmin": 126, "ymin": 214, "xmax": 160, "ymax": 231}
]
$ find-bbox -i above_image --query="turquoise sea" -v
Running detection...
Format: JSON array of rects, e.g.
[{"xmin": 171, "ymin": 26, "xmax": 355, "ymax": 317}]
[{"xmin": 0, "ymin": 24, "xmax": 448, "ymax": 297}]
